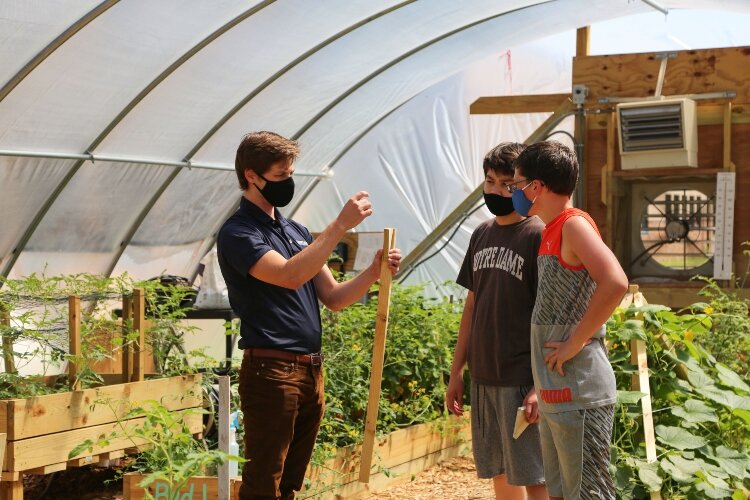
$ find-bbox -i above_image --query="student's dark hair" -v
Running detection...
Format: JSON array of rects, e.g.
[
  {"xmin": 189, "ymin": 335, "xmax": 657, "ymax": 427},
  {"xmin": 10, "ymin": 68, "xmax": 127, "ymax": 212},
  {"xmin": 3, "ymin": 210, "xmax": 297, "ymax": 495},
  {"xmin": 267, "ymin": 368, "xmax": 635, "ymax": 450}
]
[
  {"xmin": 235, "ymin": 131, "xmax": 300, "ymax": 190},
  {"xmin": 513, "ymin": 140, "xmax": 578, "ymax": 196},
  {"xmin": 482, "ymin": 142, "xmax": 526, "ymax": 177}
]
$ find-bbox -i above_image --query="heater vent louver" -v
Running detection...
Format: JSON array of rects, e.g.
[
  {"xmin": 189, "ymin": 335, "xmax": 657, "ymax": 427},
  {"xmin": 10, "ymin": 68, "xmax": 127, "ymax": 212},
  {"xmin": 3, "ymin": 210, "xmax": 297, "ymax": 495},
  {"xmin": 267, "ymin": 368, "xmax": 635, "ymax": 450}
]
[
  {"xmin": 617, "ymin": 98, "xmax": 697, "ymax": 169},
  {"xmin": 620, "ymin": 104, "xmax": 683, "ymax": 151}
]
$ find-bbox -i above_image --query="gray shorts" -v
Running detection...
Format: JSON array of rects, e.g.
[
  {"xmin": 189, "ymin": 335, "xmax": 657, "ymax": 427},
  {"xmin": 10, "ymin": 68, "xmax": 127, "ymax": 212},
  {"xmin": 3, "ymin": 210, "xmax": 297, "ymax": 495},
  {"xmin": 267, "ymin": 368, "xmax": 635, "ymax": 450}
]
[
  {"xmin": 538, "ymin": 405, "xmax": 615, "ymax": 499},
  {"xmin": 470, "ymin": 382, "xmax": 545, "ymax": 486}
]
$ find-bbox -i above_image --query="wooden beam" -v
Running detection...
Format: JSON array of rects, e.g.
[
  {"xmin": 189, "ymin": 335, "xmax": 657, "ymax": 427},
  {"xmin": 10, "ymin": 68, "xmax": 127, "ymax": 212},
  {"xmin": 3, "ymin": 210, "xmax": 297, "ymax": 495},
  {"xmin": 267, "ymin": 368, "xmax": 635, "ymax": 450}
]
[
  {"xmin": 576, "ymin": 26, "xmax": 590, "ymax": 58},
  {"xmin": 359, "ymin": 229, "xmax": 396, "ymax": 483},
  {"xmin": 470, "ymin": 93, "xmax": 570, "ymax": 114},
  {"xmin": 573, "ymin": 46, "xmax": 750, "ymax": 108}
]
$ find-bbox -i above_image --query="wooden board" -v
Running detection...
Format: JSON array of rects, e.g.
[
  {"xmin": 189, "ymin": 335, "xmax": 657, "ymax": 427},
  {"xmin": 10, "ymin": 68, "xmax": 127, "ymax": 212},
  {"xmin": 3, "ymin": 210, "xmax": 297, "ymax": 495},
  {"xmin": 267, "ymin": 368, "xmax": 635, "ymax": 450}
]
[
  {"xmin": 573, "ymin": 46, "xmax": 750, "ymax": 106},
  {"xmin": 0, "ymin": 375, "xmax": 201, "ymax": 441},
  {"xmin": 5, "ymin": 412, "xmax": 201, "ymax": 471},
  {"xmin": 304, "ymin": 415, "xmax": 471, "ymax": 499},
  {"xmin": 469, "ymin": 93, "xmax": 570, "ymax": 114},
  {"xmin": 359, "ymin": 229, "xmax": 396, "ymax": 483},
  {"xmin": 123, "ymin": 474, "xmax": 243, "ymax": 500}
]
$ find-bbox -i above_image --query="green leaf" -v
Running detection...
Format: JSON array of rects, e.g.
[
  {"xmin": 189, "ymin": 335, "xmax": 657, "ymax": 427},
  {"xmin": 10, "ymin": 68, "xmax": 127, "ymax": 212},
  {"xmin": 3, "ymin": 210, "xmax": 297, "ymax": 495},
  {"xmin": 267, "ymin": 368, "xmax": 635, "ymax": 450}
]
[
  {"xmin": 655, "ymin": 425, "xmax": 707, "ymax": 450},
  {"xmin": 636, "ymin": 460, "xmax": 663, "ymax": 492},
  {"xmin": 695, "ymin": 470, "xmax": 733, "ymax": 499},
  {"xmin": 661, "ymin": 456, "xmax": 695, "ymax": 483},
  {"xmin": 617, "ymin": 390, "xmax": 646, "ymax": 405},
  {"xmin": 711, "ymin": 446, "xmax": 750, "ymax": 480},
  {"xmin": 732, "ymin": 409, "xmax": 750, "ymax": 425},
  {"xmin": 696, "ymin": 386, "xmax": 750, "ymax": 411},
  {"xmin": 672, "ymin": 399, "xmax": 718, "ymax": 424},
  {"xmin": 733, "ymin": 490, "xmax": 749, "ymax": 500},
  {"xmin": 716, "ymin": 363, "xmax": 750, "ymax": 393},
  {"xmin": 617, "ymin": 320, "xmax": 648, "ymax": 341},
  {"xmin": 687, "ymin": 367, "xmax": 715, "ymax": 389}
]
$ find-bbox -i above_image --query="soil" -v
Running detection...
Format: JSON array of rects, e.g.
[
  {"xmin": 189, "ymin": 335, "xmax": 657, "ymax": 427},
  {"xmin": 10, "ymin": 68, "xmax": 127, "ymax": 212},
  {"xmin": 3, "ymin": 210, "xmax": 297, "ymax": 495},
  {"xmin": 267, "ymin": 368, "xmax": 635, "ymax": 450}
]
[{"xmin": 20, "ymin": 455, "xmax": 487, "ymax": 499}]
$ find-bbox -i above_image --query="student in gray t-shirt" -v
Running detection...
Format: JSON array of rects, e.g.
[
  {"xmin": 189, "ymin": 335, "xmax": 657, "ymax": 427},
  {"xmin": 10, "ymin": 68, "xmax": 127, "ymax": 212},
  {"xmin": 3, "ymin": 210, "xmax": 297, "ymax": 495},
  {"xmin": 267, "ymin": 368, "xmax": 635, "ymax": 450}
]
[
  {"xmin": 446, "ymin": 143, "xmax": 549, "ymax": 500},
  {"xmin": 512, "ymin": 141, "xmax": 628, "ymax": 500}
]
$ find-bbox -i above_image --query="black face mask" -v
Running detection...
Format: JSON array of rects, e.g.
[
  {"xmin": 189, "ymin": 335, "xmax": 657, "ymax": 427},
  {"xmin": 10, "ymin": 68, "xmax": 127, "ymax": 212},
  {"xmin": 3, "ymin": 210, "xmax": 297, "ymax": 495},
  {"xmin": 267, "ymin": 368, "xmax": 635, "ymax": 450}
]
[
  {"xmin": 256, "ymin": 174, "xmax": 295, "ymax": 207},
  {"xmin": 483, "ymin": 192, "xmax": 515, "ymax": 216}
]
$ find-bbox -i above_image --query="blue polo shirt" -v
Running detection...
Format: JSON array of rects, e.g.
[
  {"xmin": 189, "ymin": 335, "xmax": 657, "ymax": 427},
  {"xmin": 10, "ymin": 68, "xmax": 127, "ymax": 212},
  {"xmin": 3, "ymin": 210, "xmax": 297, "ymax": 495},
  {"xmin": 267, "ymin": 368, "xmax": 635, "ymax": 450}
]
[{"xmin": 217, "ymin": 197, "xmax": 321, "ymax": 353}]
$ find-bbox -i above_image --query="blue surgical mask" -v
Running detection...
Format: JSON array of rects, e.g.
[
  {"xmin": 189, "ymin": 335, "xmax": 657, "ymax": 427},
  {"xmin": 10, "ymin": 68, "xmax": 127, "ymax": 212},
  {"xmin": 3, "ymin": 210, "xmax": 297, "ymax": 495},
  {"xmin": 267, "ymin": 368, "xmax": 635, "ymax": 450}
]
[{"xmin": 511, "ymin": 186, "xmax": 535, "ymax": 217}]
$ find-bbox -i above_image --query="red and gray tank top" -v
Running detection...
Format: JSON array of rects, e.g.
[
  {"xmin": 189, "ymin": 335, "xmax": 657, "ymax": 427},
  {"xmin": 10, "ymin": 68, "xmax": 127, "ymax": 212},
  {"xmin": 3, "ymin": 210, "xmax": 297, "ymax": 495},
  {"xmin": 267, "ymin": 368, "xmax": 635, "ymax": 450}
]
[{"xmin": 530, "ymin": 208, "xmax": 616, "ymax": 413}]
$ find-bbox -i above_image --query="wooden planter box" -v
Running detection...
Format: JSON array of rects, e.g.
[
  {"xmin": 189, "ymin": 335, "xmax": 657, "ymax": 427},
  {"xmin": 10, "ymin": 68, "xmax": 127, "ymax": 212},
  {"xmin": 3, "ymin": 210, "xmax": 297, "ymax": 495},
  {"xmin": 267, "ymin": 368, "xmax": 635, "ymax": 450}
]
[
  {"xmin": 123, "ymin": 474, "xmax": 242, "ymax": 500},
  {"xmin": 0, "ymin": 374, "xmax": 203, "ymax": 500},
  {"xmin": 122, "ymin": 414, "xmax": 471, "ymax": 500}
]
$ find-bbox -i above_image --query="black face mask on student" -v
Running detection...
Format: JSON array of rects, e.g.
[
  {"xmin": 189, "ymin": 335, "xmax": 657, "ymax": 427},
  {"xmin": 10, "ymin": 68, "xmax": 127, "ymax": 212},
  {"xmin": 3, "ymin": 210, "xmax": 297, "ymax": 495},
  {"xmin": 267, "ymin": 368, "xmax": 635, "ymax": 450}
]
[
  {"xmin": 256, "ymin": 175, "xmax": 295, "ymax": 207},
  {"xmin": 483, "ymin": 192, "xmax": 515, "ymax": 216}
]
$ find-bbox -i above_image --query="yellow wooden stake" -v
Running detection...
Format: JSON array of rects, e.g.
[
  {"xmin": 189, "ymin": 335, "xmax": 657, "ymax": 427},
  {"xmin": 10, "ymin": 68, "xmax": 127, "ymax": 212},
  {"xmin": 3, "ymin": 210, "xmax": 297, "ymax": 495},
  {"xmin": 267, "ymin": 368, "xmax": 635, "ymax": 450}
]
[
  {"xmin": 122, "ymin": 294, "xmax": 132, "ymax": 383},
  {"xmin": 132, "ymin": 288, "xmax": 145, "ymax": 382},
  {"xmin": 359, "ymin": 228, "xmax": 396, "ymax": 483},
  {"xmin": 622, "ymin": 285, "xmax": 662, "ymax": 500},
  {"xmin": 68, "ymin": 295, "xmax": 81, "ymax": 391}
]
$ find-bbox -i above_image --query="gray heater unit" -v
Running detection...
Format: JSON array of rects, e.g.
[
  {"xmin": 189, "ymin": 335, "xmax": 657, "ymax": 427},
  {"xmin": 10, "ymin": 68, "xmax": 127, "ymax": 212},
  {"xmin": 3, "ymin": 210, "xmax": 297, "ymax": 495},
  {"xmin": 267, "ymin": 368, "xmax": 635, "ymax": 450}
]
[{"xmin": 617, "ymin": 98, "xmax": 698, "ymax": 170}]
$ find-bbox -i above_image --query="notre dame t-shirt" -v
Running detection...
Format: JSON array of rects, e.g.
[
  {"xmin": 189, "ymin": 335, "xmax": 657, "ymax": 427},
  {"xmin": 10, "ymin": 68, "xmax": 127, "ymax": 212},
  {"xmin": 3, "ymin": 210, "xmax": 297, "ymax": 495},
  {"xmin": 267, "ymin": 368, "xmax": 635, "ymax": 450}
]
[{"xmin": 456, "ymin": 216, "xmax": 544, "ymax": 386}]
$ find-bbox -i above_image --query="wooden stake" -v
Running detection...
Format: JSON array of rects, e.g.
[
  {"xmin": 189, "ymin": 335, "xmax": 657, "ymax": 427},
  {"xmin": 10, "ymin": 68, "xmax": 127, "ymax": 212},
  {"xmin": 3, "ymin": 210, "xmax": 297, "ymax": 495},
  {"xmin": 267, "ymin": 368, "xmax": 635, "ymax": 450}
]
[
  {"xmin": 623, "ymin": 285, "xmax": 662, "ymax": 500},
  {"xmin": 217, "ymin": 376, "xmax": 231, "ymax": 500},
  {"xmin": 68, "ymin": 295, "xmax": 81, "ymax": 391},
  {"xmin": 1, "ymin": 305, "xmax": 15, "ymax": 375},
  {"xmin": 359, "ymin": 228, "xmax": 396, "ymax": 483},
  {"xmin": 121, "ymin": 294, "xmax": 132, "ymax": 384},
  {"xmin": 132, "ymin": 288, "xmax": 145, "ymax": 382}
]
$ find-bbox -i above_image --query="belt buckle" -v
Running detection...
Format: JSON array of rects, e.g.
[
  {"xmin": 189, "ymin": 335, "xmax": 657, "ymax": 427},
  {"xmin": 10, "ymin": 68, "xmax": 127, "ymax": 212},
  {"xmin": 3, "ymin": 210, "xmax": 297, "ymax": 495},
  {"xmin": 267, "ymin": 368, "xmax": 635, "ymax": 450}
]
[{"xmin": 309, "ymin": 353, "xmax": 322, "ymax": 367}]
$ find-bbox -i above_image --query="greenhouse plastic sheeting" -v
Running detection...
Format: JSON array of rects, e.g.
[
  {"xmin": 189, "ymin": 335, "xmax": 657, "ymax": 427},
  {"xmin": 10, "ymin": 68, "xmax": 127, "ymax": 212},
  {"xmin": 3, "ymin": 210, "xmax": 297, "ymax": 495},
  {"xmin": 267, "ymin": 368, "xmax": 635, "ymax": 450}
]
[{"xmin": 1, "ymin": 0, "xmax": 750, "ymax": 286}]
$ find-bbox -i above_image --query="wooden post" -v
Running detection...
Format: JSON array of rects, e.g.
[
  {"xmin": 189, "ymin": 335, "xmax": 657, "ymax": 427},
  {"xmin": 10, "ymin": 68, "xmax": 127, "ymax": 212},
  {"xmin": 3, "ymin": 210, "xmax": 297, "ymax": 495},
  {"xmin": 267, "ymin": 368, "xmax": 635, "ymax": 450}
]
[
  {"xmin": 0, "ymin": 305, "xmax": 15, "ymax": 375},
  {"xmin": 723, "ymin": 102, "xmax": 734, "ymax": 172},
  {"xmin": 121, "ymin": 294, "xmax": 132, "ymax": 383},
  {"xmin": 576, "ymin": 26, "xmax": 590, "ymax": 58},
  {"xmin": 0, "ymin": 433, "xmax": 6, "ymax": 482},
  {"xmin": 217, "ymin": 376, "xmax": 231, "ymax": 500},
  {"xmin": 68, "ymin": 295, "xmax": 81, "ymax": 391},
  {"xmin": 623, "ymin": 285, "xmax": 662, "ymax": 500},
  {"xmin": 359, "ymin": 228, "xmax": 396, "ymax": 483},
  {"xmin": 132, "ymin": 288, "xmax": 145, "ymax": 382}
]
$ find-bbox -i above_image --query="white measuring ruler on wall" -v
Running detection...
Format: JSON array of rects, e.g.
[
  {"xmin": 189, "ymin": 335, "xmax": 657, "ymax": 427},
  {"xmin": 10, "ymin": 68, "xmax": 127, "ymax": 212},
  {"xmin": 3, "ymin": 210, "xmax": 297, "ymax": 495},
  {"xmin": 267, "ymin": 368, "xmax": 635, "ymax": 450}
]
[{"xmin": 713, "ymin": 172, "xmax": 736, "ymax": 280}]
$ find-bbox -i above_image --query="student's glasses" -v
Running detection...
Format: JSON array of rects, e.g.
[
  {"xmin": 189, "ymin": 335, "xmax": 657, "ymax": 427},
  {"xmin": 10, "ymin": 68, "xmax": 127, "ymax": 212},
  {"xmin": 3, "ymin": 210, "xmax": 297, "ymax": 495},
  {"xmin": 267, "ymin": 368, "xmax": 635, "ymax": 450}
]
[{"xmin": 504, "ymin": 178, "xmax": 534, "ymax": 194}]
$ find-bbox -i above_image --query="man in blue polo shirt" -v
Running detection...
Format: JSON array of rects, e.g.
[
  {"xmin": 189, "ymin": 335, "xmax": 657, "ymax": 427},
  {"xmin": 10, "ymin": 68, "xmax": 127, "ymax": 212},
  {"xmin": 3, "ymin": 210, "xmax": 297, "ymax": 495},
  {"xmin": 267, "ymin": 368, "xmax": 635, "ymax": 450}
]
[{"xmin": 217, "ymin": 131, "xmax": 401, "ymax": 500}]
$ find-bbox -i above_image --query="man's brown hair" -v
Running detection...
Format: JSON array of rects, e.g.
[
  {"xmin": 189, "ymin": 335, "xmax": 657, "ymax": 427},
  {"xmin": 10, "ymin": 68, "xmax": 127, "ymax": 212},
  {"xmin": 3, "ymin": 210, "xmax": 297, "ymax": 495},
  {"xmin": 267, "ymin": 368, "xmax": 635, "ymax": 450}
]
[
  {"xmin": 235, "ymin": 131, "xmax": 300, "ymax": 190},
  {"xmin": 483, "ymin": 142, "xmax": 526, "ymax": 177}
]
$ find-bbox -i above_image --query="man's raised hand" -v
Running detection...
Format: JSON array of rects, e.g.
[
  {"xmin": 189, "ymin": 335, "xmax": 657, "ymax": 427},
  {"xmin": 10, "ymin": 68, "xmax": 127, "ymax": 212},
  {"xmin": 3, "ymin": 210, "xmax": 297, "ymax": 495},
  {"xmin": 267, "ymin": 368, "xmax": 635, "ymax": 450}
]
[{"xmin": 336, "ymin": 191, "xmax": 373, "ymax": 231}]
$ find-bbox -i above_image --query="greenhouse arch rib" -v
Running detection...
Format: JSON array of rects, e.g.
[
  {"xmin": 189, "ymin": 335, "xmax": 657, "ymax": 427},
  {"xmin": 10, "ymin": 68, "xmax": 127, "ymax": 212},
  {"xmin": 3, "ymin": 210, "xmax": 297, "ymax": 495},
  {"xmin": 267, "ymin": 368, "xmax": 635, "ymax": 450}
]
[
  {"xmin": 193, "ymin": 0, "xmax": 557, "ymax": 263},
  {"xmin": 285, "ymin": 0, "xmax": 555, "ymax": 217},
  {"xmin": 0, "ymin": 1, "xmax": 276, "ymax": 280},
  {"xmin": 0, "ymin": 0, "xmax": 119, "ymax": 105},
  {"xmin": 106, "ymin": 1, "xmax": 417, "ymax": 280}
]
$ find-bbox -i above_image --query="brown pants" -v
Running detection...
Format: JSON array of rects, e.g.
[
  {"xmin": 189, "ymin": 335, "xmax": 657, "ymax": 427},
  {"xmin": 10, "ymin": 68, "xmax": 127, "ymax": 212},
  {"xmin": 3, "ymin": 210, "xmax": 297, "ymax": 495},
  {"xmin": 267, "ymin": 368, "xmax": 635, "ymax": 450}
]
[{"xmin": 238, "ymin": 354, "xmax": 325, "ymax": 500}]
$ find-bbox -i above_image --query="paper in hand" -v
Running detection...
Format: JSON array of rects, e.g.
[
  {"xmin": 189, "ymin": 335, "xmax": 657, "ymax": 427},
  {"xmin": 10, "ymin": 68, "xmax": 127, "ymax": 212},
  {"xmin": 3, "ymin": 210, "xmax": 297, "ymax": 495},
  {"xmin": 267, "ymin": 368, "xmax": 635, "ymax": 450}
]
[{"xmin": 513, "ymin": 406, "xmax": 530, "ymax": 439}]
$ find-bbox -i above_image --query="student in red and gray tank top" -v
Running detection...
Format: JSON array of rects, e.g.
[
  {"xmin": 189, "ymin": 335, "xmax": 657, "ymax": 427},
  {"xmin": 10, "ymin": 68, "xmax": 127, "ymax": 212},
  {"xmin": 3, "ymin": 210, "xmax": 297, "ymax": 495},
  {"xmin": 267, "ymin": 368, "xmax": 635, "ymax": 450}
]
[
  {"xmin": 512, "ymin": 141, "xmax": 628, "ymax": 500},
  {"xmin": 446, "ymin": 143, "xmax": 549, "ymax": 500}
]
